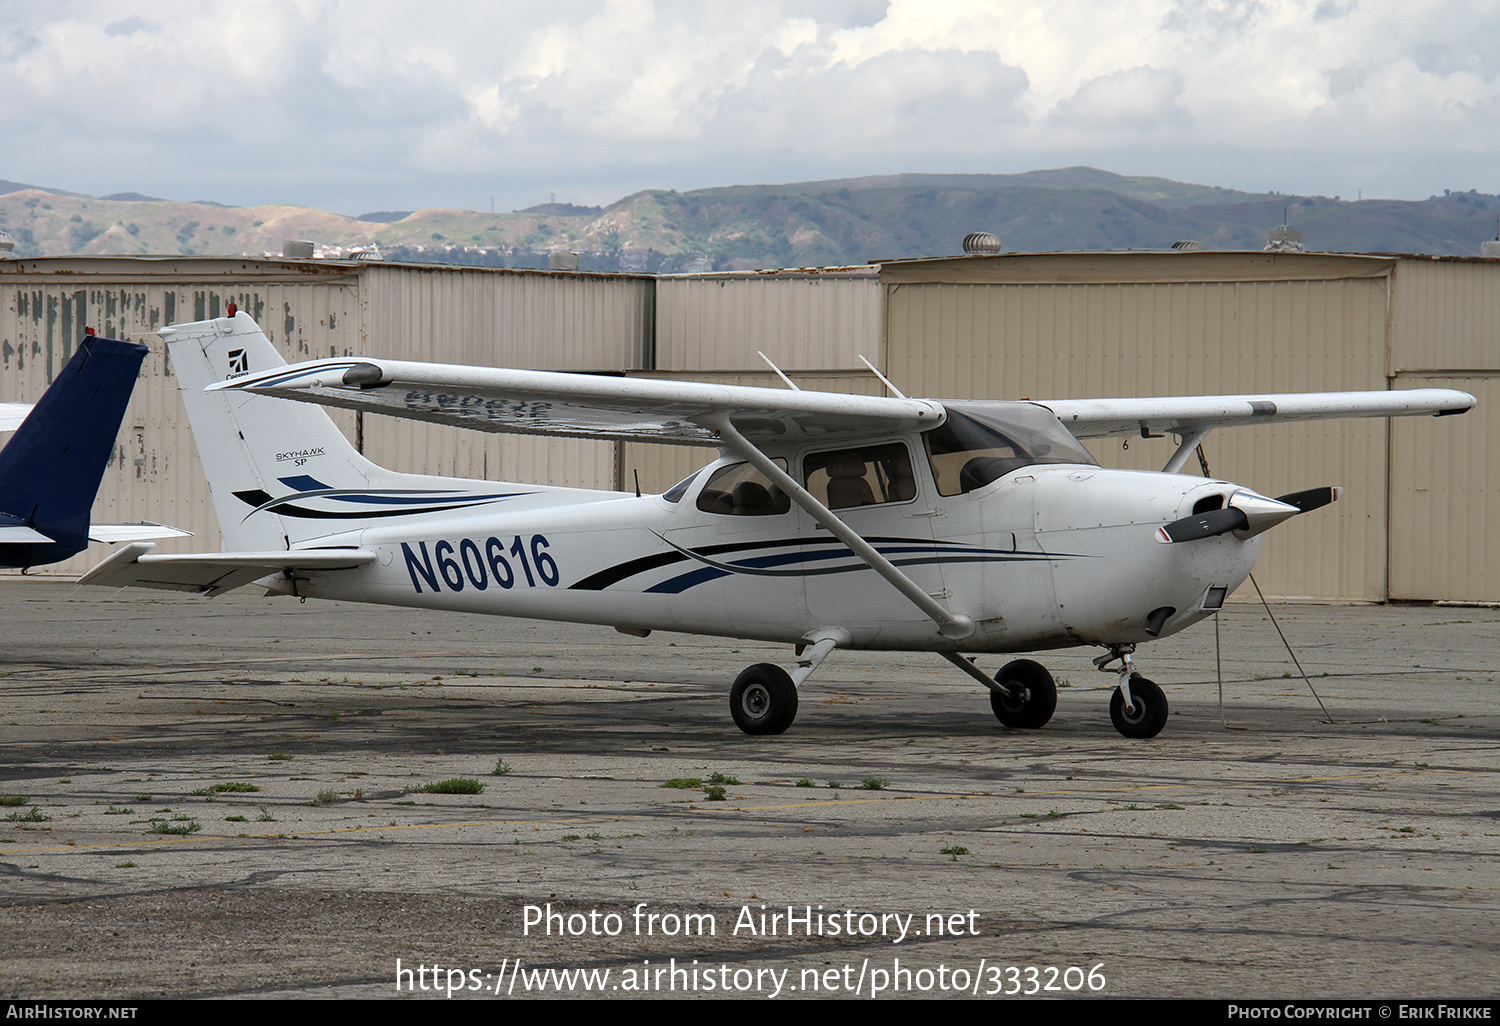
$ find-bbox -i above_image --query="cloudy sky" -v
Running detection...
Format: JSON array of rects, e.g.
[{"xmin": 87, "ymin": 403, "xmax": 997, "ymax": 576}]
[{"xmin": 3, "ymin": 0, "xmax": 1497, "ymax": 215}]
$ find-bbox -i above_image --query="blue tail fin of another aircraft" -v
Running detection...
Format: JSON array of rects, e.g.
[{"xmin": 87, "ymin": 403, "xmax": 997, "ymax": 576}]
[{"xmin": 0, "ymin": 332, "xmax": 149, "ymax": 569}]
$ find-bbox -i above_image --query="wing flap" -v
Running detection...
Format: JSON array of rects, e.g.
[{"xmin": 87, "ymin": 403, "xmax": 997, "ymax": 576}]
[
  {"xmin": 80, "ymin": 543, "xmax": 375, "ymax": 596},
  {"xmin": 209, "ymin": 359, "xmax": 945, "ymax": 445}
]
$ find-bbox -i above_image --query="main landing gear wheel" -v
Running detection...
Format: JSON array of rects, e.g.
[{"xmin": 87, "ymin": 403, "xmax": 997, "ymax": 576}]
[
  {"xmin": 990, "ymin": 658, "xmax": 1057, "ymax": 729},
  {"xmin": 730, "ymin": 663, "xmax": 798, "ymax": 736},
  {"xmin": 1109, "ymin": 674, "xmax": 1168, "ymax": 739}
]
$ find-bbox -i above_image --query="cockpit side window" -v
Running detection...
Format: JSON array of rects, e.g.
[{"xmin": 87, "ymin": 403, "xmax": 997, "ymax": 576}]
[
  {"xmin": 694, "ymin": 460, "xmax": 791, "ymax": 516},
  {"xmin": 924, "ymin": 405, "xmax": 1097, "ymax": 496}
]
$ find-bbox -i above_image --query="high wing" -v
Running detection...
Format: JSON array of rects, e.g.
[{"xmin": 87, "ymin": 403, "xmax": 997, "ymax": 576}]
[
  {"xmin": 210, "ymin": 357, "xmax": 1472, "ymax": 450},
  {"xmin": 1036, "ymin": 391, "xmax": 1475, "ymax": 439},
  {"xmin": 208, "ymin": 359, "xmax": 945, "ymax": 445}
]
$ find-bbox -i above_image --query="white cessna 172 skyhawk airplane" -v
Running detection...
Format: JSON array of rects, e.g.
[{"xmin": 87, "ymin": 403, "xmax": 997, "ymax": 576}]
[{"xmin": 82, "ymin": 311, "xmax": 1475, "ymax": 739}]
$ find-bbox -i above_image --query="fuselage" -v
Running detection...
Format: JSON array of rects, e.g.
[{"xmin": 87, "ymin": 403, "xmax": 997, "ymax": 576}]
[{"xmin": 278, "ymin": 435, "xmax": 1263, "ymax": 654}]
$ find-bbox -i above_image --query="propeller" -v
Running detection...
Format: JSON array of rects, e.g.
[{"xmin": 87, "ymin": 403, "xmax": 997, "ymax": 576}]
[
  {"xmin": 1155, "ymin": 507, "xmax": 1248, "ymax": 543},
  {"xmin": 1273, "ymin": 485, "xmax": 1343, "ymax": 513},
  {"xmin": 1156, "ymin": 486, "xmax": 1341, "ymax": 543}
]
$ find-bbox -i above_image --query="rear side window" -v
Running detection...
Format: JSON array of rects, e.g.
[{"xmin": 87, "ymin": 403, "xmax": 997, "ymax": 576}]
[
  {"xmin": 695, "ymin": 461, "xmax": 790, "ymax": 516},
  {"xmin": 661, "ymin": 470, "xmax": 700, "ymax": 503},
  {"xmin": 802, "ymin": 443, "xmax": 916, "ymax": 510}
]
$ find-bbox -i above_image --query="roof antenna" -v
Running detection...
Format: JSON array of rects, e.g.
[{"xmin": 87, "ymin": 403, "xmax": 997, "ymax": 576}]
[
  {"xmin": 858, "ymin": 354, "xmax": 907, "ymax": 399},
  {"xmin": 757, "ymin": 351, "xmax": 800, "ymax": 391}
]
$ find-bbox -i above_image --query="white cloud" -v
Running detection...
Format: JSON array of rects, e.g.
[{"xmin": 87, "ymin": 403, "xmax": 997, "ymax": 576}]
[
  {"xmin": 0, "ymin": 0, "xmax": 1496, "ymax": 212},
  {"xmin": 1053, "ymin": 66, "xmax": 1189, "ymax": 131}
]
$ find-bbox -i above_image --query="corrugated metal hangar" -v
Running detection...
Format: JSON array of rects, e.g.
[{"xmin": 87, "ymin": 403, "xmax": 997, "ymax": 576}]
[{"xmin": 1, "ymin": 251, "xmax": 1494, "ymax": 603}]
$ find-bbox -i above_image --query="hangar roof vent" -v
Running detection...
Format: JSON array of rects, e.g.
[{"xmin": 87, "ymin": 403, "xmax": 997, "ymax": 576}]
[
  {"xmin": 1170, "ymin": 240, "xmax": 1204, "ymax": 251},
  {"xmin": 1264, "ymin": 209, "xmax": 1305, "ymax": 252},
  {"xmin": 1482, "ymin": 220, "xmax": 1500, "ymax": 258},
  {"xmin": 962, "ymin": 232, "xmax": 1002, "ymax": 255}
]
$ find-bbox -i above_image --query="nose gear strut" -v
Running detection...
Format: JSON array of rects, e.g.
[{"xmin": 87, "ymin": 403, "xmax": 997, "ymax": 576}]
[{"xmin": 1094, "ymin": 644, "xmax": 1169, "ymax": 739}]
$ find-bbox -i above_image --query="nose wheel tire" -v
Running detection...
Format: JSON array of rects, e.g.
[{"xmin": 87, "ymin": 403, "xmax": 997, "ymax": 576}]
[
  {"xmin": 990, "ymin": 658, "xmax": 1057, "ymax": 729},
  {"xmin": 730, "ymin": 663, "xmax": 799, "ymax": 736},
  {"xmin": 1109, "ymin": 674, "xmax": 1168, "ymax": 739}
]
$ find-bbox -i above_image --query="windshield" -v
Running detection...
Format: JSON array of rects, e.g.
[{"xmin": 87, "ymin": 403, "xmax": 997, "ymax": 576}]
[{"xmin": 924, "ymin": 403, "xmax": 1097, "ymax": 496}]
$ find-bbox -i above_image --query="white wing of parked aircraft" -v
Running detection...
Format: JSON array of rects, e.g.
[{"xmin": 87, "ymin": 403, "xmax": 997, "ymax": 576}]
[
  {"xmin": 211, "ymin": 356, "xmax": 1469, "ymax": 447},
  {"xmin": 207, "ymin": 358, "xmax": 947, "ymax": 445}
]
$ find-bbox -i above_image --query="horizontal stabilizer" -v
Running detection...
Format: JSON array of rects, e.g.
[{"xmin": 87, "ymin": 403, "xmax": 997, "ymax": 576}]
[
  {"xmin": 0, "ymin": 524, "xmax": 56, "ymax": 545},
  {"xmin": 88, "ymin": 522, "xmax": 195, "ymax": 544},
  {"xmin": 79, "ymin": 542, "xmax": 375, "ymax": 597},
  {"xmin": 0, "ymin": 403, "xmax": 32, "ymax": 431}
]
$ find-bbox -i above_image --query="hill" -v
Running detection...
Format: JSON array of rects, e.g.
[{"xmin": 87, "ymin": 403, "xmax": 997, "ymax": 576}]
[{"xmin": 2, "ymin": 168, "xmax": 1497, "ymax": 271}]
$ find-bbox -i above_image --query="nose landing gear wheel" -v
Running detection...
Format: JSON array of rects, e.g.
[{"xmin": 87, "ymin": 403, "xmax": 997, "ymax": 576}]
[
  {"xmin": 730, "ymin": 663, "xmax": 799, "ymax": 735},
  {"xmin": 990, "ymin": 658, "xmax": 1057, "ymax": 729},
  {"xmin": 1109, "ymin": 674, "xmax": 1168, "ymax": 739}
]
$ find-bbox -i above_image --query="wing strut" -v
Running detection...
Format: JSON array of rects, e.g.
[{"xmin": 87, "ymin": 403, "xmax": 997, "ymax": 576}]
[
  {"xmin": 710, "ymin": 417, "xmax": 975, "ymax": 640},
  {"xmin": 1162, "ymin": 426, "xmax": 1213, "ymax": 474}
]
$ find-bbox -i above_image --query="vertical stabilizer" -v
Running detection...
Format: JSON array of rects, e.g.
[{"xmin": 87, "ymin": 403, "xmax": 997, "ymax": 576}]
[{"xmin": 0, "ymin": 333, "xmax": 149, "ymax": 569}]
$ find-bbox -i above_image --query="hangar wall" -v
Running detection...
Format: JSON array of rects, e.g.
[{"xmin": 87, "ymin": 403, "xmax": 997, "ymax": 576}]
[
  {"xmin": 0, "ymin": 252, "xmax": 1491, "ymax": 603},
  {"xmin": 354, "ymin": 263, "xmax": 650, "ymax": 490},
  {"xmin": 1386, "ymin": 258, "xmax": 1500, "ymax": 602},
  {"xmin": 0, "ymin": 258, "xmax": 653, "ymax": 577},
  {"xmin": 0, "ymin": 260, "xmax": 366, "ymax": 574},
  {"xmin": 654, "ymin": 269, "xmax": 879, "ymax": 371},
  {"xmin": 880, "ymin": 253, "xmax": 1396, "ymax": 601},
  {"xmin": 625, "ymin": 268, "xmax": 884, "ymax": 494},
  {"xmin": 878, "ymin": 252, "xmax": 1496, "ymax": 603}
]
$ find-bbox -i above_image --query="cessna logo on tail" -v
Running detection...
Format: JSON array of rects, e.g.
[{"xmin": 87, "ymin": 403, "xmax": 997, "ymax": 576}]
[{"xmin": 226, "ymin": 349, "xmax": 249, "ymax": 377}]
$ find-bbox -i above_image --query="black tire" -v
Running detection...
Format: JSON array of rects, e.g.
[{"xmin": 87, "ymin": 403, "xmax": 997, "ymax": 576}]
[
  {"xmin": 990, "ymin": 658, "xmax": 1057, "ymax": 729},
  {"xmin": 730, "ymin": 663, "xmax": 799, "ymax": 736},
  {"xmin": 1109, "ymin": 674, "xmax": 1168, "ymax": 739}
]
